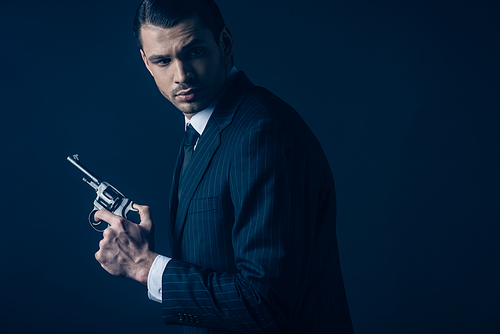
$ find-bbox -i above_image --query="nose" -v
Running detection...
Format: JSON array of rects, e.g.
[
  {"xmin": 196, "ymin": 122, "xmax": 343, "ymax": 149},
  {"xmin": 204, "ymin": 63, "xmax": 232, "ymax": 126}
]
[{"xmin": 173, "ymin": 59, "xmax": 193, "ymax": 84}]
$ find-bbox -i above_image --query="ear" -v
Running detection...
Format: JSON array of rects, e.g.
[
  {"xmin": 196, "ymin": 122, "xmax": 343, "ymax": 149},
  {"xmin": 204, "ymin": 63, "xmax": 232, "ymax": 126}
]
[
  {"xmin": 140, "ymin": 49, "xmax": 154, "ymax": 77},
  {"xmin": 219, "ymin": 26, "xmax": 233, "ymax": 59}
]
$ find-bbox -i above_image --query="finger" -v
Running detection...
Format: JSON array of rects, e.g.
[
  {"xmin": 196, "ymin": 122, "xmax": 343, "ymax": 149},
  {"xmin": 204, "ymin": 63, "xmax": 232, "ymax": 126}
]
[
  {"xmin": 133, "ymin": 203, "xmax": 153, "ymax": 233},
  {"xmin": 93, "ymin": 209, "xmax": 123, "ymax": 229}
]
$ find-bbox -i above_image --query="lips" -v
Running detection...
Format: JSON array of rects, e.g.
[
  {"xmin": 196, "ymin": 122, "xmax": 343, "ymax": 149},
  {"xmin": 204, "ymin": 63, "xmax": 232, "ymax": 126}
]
[{"xmin": 176, "ymin": 88, "xmax": 201, "ymax": 102}]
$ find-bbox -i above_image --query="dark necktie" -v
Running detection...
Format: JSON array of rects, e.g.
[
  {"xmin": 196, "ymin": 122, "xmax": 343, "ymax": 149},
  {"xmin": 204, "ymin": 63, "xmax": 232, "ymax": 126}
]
[{"xmin": 178, "ymin": 123, "xmax": 200, "ymax": 197}]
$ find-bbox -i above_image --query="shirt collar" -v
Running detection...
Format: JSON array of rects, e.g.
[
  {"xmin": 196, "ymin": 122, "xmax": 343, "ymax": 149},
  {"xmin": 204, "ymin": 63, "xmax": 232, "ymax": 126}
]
[{"xmin": 185, "ymin": 66, "xmax": 239, "ymax": 135}]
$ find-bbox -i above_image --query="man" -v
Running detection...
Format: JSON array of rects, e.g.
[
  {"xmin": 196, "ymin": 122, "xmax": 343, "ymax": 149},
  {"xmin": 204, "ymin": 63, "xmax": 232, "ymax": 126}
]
[{"xmin": 94, "ymin": 0, "xmax": 354, "ymax": 333}]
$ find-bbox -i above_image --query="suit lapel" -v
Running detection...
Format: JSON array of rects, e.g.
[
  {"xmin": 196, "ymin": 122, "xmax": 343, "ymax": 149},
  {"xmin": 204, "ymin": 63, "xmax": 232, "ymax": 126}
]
[
  {"xmin": 173, "ymin": 118, "xmax": 220, "ymax": 243},
  {"xmin": 171, "ymin": 72, "xmax": 255, "ymax": 248},
  {"xmin": 168, "ymin": 139, "xmax": 184, "ymax": 238}
]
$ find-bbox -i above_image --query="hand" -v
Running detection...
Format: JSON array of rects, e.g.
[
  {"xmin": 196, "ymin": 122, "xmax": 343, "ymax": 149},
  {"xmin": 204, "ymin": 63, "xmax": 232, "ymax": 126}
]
[{"xmin": 94, "ymin": 204, "xmax": 158, "ymax": 285}]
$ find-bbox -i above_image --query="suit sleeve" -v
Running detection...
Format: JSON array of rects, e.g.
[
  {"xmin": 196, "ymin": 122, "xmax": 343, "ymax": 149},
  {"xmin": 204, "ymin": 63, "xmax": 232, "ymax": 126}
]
[{"xmin": 161, "ymin": 117, "xmax": 328, "ymax": 333}]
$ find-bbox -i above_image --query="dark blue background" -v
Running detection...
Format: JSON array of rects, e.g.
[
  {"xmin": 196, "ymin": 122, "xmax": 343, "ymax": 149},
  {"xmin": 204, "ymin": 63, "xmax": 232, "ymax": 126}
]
[{"xmin": 0, "ymin": 0, "xmax": 499, "ymax": 333}]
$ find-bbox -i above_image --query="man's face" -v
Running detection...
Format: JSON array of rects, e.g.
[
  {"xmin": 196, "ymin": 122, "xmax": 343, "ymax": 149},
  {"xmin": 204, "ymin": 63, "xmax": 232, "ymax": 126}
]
[{"xmin": 140, "ymin": 17, "xmax": 231, "ymax": 117}]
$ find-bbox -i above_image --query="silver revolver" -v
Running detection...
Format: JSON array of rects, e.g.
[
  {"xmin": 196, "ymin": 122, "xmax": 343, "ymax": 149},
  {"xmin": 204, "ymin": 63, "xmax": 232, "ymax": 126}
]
[{"xmin": 67, "ymin": 154, "xmax": 138, "ymax": 232}]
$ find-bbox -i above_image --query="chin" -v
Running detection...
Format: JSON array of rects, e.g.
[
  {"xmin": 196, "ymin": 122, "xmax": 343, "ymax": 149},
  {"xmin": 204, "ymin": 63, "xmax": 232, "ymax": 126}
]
[
  {"xmin": 182, "ymin": 110, "xmax": 197, "ymax": 117},
  {"xmin": 178, "ymin": 101, "xmax": 209, "ymax": 115}
]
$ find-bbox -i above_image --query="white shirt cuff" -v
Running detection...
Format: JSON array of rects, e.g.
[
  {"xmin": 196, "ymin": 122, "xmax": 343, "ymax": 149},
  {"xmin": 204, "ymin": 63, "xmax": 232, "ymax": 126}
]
[{"xmin": 147, "ymin": 254, "xmax": 171, "ymax": 303}]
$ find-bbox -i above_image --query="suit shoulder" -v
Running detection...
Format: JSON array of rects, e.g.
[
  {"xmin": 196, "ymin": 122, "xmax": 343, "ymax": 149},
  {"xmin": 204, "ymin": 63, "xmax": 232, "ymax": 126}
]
[
  {"xmin": 234, "ymin": 86, "xmax": 308, "ymax": 130},
  {"xmin": 241, "ymin": 86, "xmax": 293, "ymax": 117},
  {"xmin": 229, "ymin": 85, "xmax": 330, "ymax": 164}
]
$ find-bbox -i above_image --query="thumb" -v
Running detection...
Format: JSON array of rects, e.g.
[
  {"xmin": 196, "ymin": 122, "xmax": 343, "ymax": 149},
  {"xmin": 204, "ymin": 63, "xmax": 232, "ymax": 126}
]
[{"xmin": 133, "ymin": 203, "xmax": 154, "ymax": 233}]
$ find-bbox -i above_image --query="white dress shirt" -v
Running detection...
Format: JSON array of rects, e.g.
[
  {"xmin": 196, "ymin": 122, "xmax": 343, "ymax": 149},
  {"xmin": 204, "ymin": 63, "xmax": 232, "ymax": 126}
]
[{"xmin": 148, "ymin": 66, "xmax": 238, "ymax": 303}]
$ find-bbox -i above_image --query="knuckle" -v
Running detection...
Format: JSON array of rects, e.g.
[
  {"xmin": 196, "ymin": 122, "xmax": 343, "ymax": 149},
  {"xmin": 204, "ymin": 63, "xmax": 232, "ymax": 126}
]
[
  {"xmin": 102, "ymin": 228, "xmax": 113, "ymax": 239},
  {"xmin": 112, "ymin": 216, "xmax": 126, "ymax": 229}
]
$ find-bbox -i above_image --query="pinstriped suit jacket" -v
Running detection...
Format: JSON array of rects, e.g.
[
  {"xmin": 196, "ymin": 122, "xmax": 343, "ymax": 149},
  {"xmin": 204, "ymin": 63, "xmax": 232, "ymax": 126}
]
[{"xmin": 162, "ymin": 72, "xmax": 353, "ymax": 333}]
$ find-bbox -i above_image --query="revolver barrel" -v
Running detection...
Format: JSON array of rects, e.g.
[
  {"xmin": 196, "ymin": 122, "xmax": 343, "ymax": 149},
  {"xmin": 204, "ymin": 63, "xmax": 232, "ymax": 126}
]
[{"xmin": 67, "ymin": 154, "xmax": 102, "ymax": 190}]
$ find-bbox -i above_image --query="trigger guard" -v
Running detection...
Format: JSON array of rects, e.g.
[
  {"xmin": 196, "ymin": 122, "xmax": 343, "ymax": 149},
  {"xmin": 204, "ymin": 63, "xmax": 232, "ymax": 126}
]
[
  {"xmin": 88, "ymin": 209, "xmax": 109, "ymax": 232},
  {"xmin": 128, "ymin": 201, "xmax": 138, "ymax": 212}
]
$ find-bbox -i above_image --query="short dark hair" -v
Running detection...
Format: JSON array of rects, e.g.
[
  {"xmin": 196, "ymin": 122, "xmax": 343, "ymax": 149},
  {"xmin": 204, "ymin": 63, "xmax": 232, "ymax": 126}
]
[{"xmin": 133, "ymin": 0, "xmax": 226, "ymax": 49}]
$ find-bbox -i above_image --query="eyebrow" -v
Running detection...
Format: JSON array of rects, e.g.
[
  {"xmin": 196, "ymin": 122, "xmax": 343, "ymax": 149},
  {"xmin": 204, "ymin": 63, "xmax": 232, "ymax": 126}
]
[
  {"xmin": 147, "ymin": 38, "xmax": 206, "ymax": 62},
  {"xmin": 148, "ymin": 54, "xmax": 169, "ymax": 62}
]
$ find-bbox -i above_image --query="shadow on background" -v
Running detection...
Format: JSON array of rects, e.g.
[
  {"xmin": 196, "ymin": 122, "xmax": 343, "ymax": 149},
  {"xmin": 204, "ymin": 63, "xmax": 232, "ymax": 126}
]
[{"xmin": 0, "ymin": 0, "xmax": 498, "ymax": 333}]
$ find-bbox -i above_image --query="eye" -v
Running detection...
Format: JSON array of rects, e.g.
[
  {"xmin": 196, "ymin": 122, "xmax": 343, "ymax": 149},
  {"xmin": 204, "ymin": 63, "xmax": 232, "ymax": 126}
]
[
  {"xmin": 188, "ymin": 48, "xmax": 204, "ymax": 58},
  {"xmin": 155, "ymin": 58, "xmax": 171, "ymax": 66}
]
